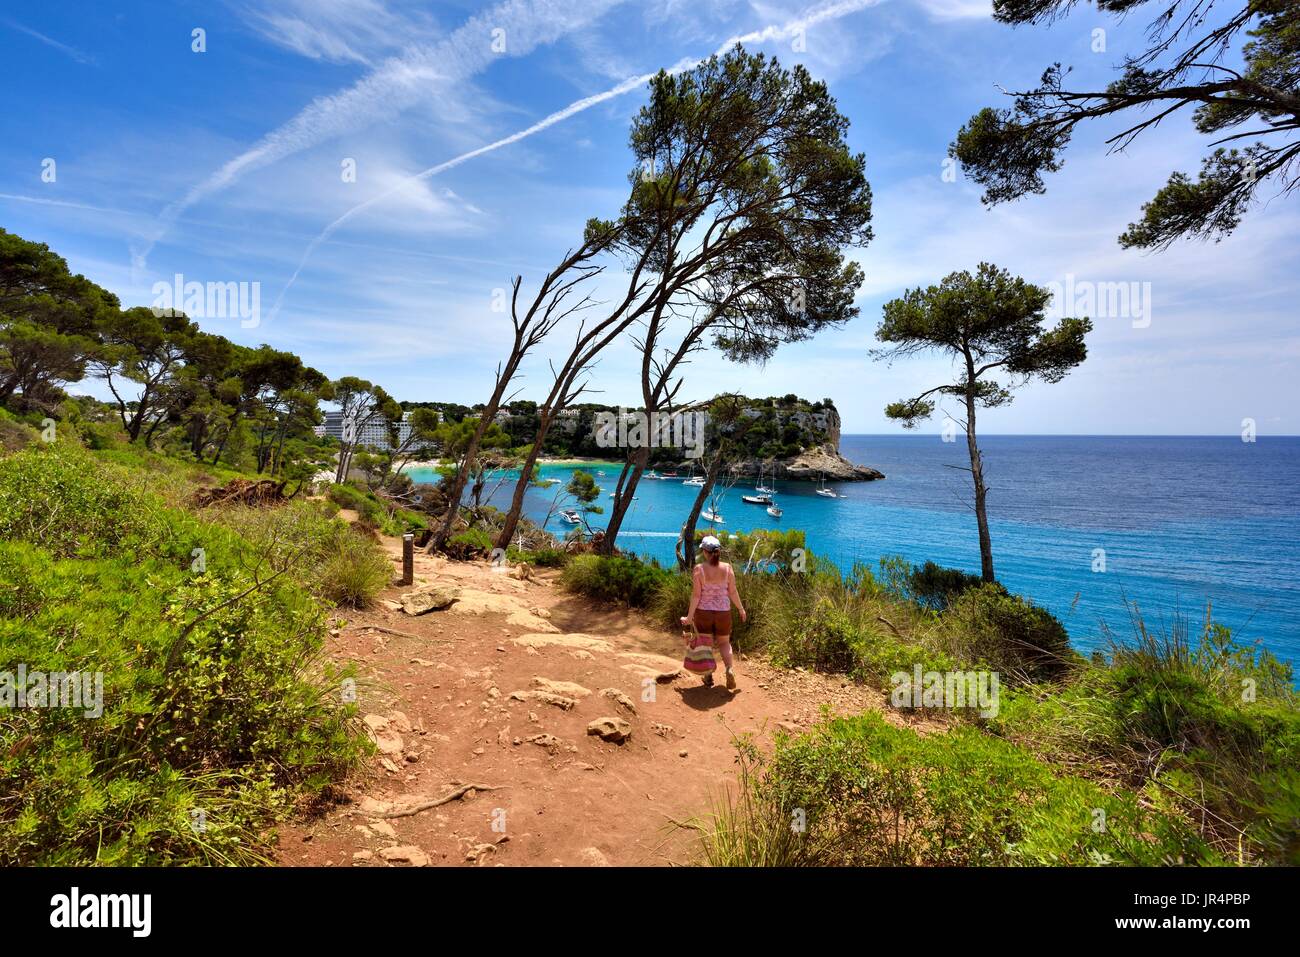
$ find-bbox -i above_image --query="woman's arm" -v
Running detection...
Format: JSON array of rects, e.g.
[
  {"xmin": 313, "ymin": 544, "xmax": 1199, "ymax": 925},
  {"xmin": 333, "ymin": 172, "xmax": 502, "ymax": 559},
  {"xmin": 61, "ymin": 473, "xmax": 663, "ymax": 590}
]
[
  {"xmin": 727, "ymin": 564, "xmax": 746, "ymax": 622},
  {"xmin": 681, "ymin": 566, "xmax": 702, "ymax": 627}
]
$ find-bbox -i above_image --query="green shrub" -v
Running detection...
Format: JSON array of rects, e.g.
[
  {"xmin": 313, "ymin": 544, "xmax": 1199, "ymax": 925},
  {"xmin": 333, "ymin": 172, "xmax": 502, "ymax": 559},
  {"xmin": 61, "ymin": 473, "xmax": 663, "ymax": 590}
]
[
  {"xmin": 0, "ymin": 444, "xmax": 174, "ymax": 559},
  {"xmin": 943, "ymin": 583, "xmax": 1074, "ymax": 683},
  {"xmin": 445, "ymin": 527, "xmax": 495, "ymax": 560},
  {"xmin": 561, "ymin": 554, "xmax": 673, "ymax": 607},
  {"xmin": 987, "ymin": 609, "xmax": 1300, "ymax": 864},
  {"xmin": 907, "ymin": 561, "xmax": 987, "ymax": 611},
  {"xmin": 318, "ymin": 526, "xmax": 394, "ymax": 607},
  {"xmin": 695, "ymin": 712, "xmax": 1216, "ymax": 866},
  {"xmin": 0, "ymin": 449, "xmax": 368, "ymax": 865},
  {"xmin": 508, "ymin": 546, "xmax": 568, "ymax": 568},
  {"xmin": 326, "ymin": 482, "xmax": 385, "ymax": 524}
]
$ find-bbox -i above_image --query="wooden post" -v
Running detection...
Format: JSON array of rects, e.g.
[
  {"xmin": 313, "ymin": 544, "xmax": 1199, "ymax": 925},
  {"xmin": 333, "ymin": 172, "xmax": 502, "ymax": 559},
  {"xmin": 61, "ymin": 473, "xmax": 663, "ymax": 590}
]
[{"xmin": 401, "ymin": 532, "xmax": 414, "ymax": 586}]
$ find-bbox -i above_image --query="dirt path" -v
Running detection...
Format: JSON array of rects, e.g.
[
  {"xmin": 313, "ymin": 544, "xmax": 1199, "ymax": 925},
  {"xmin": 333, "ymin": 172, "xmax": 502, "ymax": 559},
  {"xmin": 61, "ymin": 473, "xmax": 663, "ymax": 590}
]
[{"xmin": 276, "ymin": 537, "xmax": 932, "ymax": 867}]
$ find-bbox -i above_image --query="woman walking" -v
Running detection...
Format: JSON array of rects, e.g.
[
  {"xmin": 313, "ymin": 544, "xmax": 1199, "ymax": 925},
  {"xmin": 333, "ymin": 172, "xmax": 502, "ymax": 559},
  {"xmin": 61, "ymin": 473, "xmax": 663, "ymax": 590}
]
[{"xmin": 680, "ymin": 535, "xmax": 747, "ymax": 690}]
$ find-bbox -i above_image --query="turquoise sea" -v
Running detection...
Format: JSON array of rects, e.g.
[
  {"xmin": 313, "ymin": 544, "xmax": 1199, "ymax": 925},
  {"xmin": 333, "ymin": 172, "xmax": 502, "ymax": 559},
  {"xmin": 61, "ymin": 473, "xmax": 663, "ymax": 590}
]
[{"xmin": 409, "ymin": 435, "xmax": 1300, "ymax": 669}]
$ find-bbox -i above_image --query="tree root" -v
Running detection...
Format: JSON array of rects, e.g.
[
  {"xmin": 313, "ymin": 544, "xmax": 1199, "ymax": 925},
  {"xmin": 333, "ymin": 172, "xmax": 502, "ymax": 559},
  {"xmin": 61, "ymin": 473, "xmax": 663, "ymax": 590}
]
[{"xmin": 378, "ymin": 783, "xmax": 507, "ymax": 819}]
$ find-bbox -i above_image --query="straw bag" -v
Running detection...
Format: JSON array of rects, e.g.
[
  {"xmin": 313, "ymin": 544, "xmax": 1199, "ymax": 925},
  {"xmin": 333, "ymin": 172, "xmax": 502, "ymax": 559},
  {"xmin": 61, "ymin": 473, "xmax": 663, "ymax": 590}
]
[{"xmin": 682, "ymin": 624, "xmax": 717, "ymax": 674}]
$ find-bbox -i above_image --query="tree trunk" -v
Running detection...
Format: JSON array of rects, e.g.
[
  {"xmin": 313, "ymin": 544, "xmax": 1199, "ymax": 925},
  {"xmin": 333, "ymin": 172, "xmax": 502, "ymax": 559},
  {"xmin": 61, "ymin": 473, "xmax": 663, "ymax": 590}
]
[
  {"xmin": 495, "ymin": 414, "xmax": 554, "ymax": 550},
  {"xmin": 677, "ymin": 450, "xmax": 723, "ymax": 570},
  {"xmin": 598, "ymin": 446, "xmax": 649, "ymax": 554},
  {"xmin": 964, "ymin": 378, "xmax": 995, "ymax": 583}
]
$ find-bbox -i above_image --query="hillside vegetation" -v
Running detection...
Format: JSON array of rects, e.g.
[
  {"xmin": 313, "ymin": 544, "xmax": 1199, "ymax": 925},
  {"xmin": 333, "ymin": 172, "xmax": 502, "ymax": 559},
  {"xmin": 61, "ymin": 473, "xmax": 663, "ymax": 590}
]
[
  {"xmin": 560, "ymin": 535, "xmax": 1300, "ymax": 866},
  {"xmin": 0, "ymin": 429, "xmax": 381, "ymax": 864}
]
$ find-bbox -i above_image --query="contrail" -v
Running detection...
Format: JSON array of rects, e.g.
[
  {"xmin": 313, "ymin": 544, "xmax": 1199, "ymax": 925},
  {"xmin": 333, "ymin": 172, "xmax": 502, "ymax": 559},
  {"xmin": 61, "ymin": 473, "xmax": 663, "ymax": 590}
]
[
  {"xmin": 132, "ymin": 0, "xmax": 626, "ymax": 270},
  {"xmin": 268, "ymin": 0, "xmax": 884, "ymax": 321}
]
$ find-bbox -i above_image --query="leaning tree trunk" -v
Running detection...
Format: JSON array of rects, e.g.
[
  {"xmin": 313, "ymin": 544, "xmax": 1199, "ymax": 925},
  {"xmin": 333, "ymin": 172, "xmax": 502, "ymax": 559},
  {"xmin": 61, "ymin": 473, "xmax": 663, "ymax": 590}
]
[
  {"xmin": 677, "ymin": 450, "xmax": 723, "ymax": 570},
  {"xmin": 598, "ymin": 445, "xmax": 650, "ymax": 554},
  {"xmin": 964, "ymin": 384, "xmax": 995, "ymax": 583},
  {"xmin": 495, "ymin": 413, "xmax": 554, "ymax": 551}
]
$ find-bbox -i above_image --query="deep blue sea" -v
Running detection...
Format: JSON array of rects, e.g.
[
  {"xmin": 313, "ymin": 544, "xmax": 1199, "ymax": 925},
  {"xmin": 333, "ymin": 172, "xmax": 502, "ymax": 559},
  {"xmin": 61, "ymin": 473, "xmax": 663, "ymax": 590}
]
[{"xmin": 409, "ymin": 435, "xmax": 1300, "ymax": 670}]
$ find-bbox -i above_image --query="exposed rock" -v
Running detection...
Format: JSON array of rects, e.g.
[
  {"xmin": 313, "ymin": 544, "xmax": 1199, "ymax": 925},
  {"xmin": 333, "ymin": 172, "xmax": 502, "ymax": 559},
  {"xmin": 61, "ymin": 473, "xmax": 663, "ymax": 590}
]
[
  {"xmin": 579, "ymin": 847, "xmax": 611, "ymax": 867},
  {"xmin": 782, "ymin": 443, "xmax": 884, "ymax": 482},
  {"xmin": 526, "ymin": 733, "xmax": 562, "ymax": 752},
  {"xmin": 362, "ymin": 714, "xmax": 404, "ymax": 757},
  {"xmin": 512, "ymin": 632, "xmax": 612, "ymax": 653},
  {"xmin": 509, "ymin": 690, "xmax": 577, "ymax": 710},
  {"xmin": 379, "ymin": 845, "xmax": 430, "ymax": 867},
  {"xmin": 532, "ymin": 677, "xmax": 592, "ymax": 699},
  {"xmin": 586, "ymin": 716, "xmax": 632, "ymax": 744},
  {"xmin": 599, "ymin": 688, "xmax": 637, "ymax": 715},
  {"xmin": 399, "ymin": 585, "xmax": 461, "ymax": 615},
  {"xmin": 509, "ymin": 562, "xmax": 533, "ymax": 581}
]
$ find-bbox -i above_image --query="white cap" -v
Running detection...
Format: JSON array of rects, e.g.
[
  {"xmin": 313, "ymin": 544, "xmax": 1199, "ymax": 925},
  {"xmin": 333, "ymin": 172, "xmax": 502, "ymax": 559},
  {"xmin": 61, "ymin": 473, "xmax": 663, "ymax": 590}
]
[{"xmin": 700, "ymin": 535, "xmax": 721, "ymax": 551}]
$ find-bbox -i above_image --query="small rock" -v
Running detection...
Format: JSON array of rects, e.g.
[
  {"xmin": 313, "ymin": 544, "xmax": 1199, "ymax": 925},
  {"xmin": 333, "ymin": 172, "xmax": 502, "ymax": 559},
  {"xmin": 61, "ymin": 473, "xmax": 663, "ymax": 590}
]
[
  {"xmin": 679, "ymin": 749, "xmax": 688, "ymax": 758},
  {"xmin": 579, "ymin": 846, "xmax": 611, "ymax": 867},
  {"xmin": 586, "ymin": 716, "xmax": 632, "ymax": 744},
  {"xmin": 379, "ymin": 845, "xmax": 430, "ymax": 867},
  {"xmin": 353, "ymin": 850, "xmax": 373, "ymax": 861},
  {"xmin": 369, "ymin": 820, "xmax": 397, "ymax": 839},
  {"xmin": 362, "ymin": 714, "xmax": 404, "ymax": 757},
  {"xmin": 599, "ymin": 687, "xmax": 637, "ymax": 714},
  {"xmin": 399, "ymin": 585, "xmax": 460, "ymax": 616}
]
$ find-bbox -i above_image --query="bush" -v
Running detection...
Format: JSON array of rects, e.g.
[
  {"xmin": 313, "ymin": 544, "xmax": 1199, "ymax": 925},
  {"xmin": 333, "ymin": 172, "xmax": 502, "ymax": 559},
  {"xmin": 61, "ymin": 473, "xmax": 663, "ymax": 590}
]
[
  {"xmin": 987, "ymin": 607, "xmax": 1300, "ymax": 864},
  {"xmin": 561, "ymin": 554, "xmax": 673, "ymax": 608},
  {"xmin": 445, "ymin": 527, "xmax": 495, "ymax": 560},
  {"xmin": 694, "ymin": 713, "xmax": 1216, "ymax": 866},
  {"xmin": 318, "ymin": 526, "xmax": 394, "ymax": 607},
  {"xmin": 943, "ymin": 583, "xmax": 1074, "ymax": 683},
  {"xmin": 0, "ymin": 451, "xmax": 367, "ymax": 864},
  {"xmin": 508, "ymin": 546, "xmax": 568, "ymax": 568},
  {"xmin": 907, "ymin": 561, "xmax": 987, "ymax": 611}
]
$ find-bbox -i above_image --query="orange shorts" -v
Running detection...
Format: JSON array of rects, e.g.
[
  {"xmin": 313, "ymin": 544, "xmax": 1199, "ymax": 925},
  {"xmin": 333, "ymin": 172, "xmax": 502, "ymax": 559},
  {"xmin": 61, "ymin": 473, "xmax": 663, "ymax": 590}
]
[{"xmin": 694, "ymin": 608, "xmax": 733, "ymax": 640}]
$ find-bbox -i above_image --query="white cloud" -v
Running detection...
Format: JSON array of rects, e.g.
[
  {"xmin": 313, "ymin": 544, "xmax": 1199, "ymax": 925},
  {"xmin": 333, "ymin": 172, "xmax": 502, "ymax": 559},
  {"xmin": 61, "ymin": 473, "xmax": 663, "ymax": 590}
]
[
  {"xmin": 912, "ymin": 0, "xmax": 991, "ymax": 20},
  {"xmin": 238, "ymin": 0, "xmax": 442, "ymax": 65},
  {"xmin": 137, "ymin": 0, "xmax": 629, "ymax": 267}
]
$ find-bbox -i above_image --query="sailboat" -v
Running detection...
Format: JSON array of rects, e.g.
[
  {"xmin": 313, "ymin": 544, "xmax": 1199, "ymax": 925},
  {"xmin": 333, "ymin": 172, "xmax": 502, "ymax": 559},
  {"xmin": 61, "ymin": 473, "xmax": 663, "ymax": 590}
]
[
  {"xmin": 743, "ymin": 464, "xmax": 773, "ymax": 504},
  {"xmin": 815, "ymin": 471, "xmax": 839, "ymax": 498},
  {"xmin": 766, "ymin": 502, "xmax": 783, "ymax": 519},
  {"xmin": 700, "ymin": 492, "xmax": 724, "ymax": 524},
  {"xmin": 683, "ymin": 465, "xmax": 705, "ymax": 488},
  {"xmin": 755, "ymin": 464, "xmax": 775, "ymax": 496}
]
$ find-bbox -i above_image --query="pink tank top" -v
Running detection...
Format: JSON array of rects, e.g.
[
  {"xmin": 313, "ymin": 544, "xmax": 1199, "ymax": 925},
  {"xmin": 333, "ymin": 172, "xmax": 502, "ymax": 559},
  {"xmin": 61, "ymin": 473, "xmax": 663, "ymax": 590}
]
[{"xmin": 697, "ymin": 564, "xmax": 731, "ymax": 611}]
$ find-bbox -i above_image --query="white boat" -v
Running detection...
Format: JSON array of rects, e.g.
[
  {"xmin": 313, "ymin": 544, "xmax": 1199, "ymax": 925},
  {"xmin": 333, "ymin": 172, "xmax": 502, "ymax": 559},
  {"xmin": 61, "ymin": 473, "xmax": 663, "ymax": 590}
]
[
  {"xmin": 683, "ymin": 477, "xmax": 705, "ymax": 487},
  {"xmin": 767, "ymin": 504, "xmax": 783, "ymax": 518},
  {"xmin": 742, "ymin": 493, "xmax": 772, "ymax": 505},
  {"xmin": 755, "ymin": 464, "xmax": 775, "ymax": 496},
  {"xmin": 700, "ymin": 509, "xmax": 724, "ymax": 524},
  {"xmin": 644, "ymin": 470, "xmax": 661, "ymax": 480},
  {"xmin": 560, "ymin": 509, "xmax": 582, "ymax": 525},
  {"xmin": 816, "ymin": 471, "xmax": 839, "ymax": 498}
]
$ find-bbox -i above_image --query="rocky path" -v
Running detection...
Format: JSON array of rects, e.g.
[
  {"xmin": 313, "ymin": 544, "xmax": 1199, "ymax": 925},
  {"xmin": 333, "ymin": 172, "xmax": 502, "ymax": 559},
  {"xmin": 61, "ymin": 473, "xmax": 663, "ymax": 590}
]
[{"xmin": 276, "ymin": 536, "xmax": 925, "ymax": 867}]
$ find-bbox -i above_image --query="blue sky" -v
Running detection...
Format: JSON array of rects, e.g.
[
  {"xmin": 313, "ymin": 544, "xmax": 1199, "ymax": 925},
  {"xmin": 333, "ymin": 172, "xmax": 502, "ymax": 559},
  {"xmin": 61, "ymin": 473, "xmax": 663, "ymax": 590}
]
[{"xmin": 2, "ymin": 0, "xmax": 1297, "ymax": 435}]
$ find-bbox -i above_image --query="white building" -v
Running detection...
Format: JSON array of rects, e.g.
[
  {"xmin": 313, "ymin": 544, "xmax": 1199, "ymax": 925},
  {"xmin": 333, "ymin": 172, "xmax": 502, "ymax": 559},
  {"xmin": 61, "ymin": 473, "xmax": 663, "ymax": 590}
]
[{"xmin": 320, "ymin": 410, "xmax": 413, "ymax": 450}]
